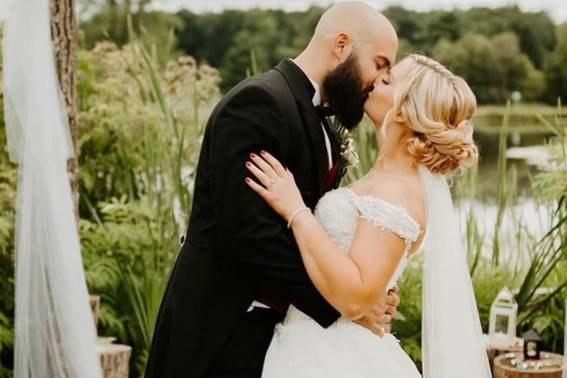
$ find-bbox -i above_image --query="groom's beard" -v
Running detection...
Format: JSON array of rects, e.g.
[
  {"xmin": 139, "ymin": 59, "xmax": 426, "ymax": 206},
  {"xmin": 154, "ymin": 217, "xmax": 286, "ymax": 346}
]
[{"xmin": 322, "ymin": 52, "xmax": 371, "ymax": 130}]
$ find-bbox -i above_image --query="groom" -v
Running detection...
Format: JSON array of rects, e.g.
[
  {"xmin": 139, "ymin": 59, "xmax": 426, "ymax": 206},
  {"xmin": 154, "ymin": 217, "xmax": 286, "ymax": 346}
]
[{"xmin": 146, "ymin": 3, "xmax": 399, "ymax": 377}]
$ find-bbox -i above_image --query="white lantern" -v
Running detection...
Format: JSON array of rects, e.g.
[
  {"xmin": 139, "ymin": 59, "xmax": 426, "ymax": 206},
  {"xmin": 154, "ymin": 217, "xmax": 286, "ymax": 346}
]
[{"xmin": 489, "ymin": 287, "xmax": 518, "ymax": 348}]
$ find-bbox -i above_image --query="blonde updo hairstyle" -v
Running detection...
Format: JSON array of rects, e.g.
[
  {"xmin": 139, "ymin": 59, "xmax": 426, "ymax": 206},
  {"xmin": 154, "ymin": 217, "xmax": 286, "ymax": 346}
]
[{"xmin": 384, "ymin": 54, "xmax": 478, "ymax": 175}]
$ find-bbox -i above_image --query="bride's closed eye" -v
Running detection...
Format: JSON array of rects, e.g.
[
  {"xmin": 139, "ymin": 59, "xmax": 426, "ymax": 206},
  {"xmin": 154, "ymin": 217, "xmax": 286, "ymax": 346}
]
[{"xmin": 380, "ymin": 73, "xmax": 392, "ymax": 86}]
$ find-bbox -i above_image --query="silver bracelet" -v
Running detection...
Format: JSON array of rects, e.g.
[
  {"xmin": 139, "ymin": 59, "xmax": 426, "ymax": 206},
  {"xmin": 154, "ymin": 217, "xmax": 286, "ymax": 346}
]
[{"xmin": 287, "ymin": 207, "xmax": 311, "ymax": 229}]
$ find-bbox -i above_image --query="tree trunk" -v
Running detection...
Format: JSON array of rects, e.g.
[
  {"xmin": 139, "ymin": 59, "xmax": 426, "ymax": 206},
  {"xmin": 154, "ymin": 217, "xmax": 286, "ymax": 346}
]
[{"xmin": 49, "ymin": 0, "xmax": 80, "ymax": 222}]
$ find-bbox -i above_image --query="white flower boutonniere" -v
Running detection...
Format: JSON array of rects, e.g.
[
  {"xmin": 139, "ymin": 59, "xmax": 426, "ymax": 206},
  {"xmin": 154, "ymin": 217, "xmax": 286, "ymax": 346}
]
[{"xmin": 337, "ymin": 126, "xmax": 360, "ymax": 171}]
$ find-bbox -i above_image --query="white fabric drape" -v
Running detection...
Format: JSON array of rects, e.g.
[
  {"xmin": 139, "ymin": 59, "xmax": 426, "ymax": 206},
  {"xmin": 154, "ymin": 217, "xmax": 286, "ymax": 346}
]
[
  {"xmin": 3, "ymin": 0, "xmax": 102, "ymax": 376},
  {"xmin": 419, "ymin": 165, "xmax": 492, "ymax": 377}
]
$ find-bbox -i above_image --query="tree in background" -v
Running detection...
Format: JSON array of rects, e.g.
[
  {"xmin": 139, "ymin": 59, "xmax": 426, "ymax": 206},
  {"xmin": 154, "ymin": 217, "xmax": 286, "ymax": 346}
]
[
  {"xmin": 176, "ymin": 10, "xmax": 248, "ymax": 70},
  {"xmin": 383, "ymin": 6, "xmax": 557, "ymax": 67},
  {"xmin": 382, "ymin": 6, "xmax": 422, "ymax": 48},
  {"xmin": 79, "ymin": 0, "xmax": 182, "ymax": 62},
  {"xmin": 80, "ymin": 4, "xmax": 561, "ymax": 103},
  {"xmin": 544, "ymin": 23, "xmax": 567, "ymax": 104},
  {"xmin": 433, "ymin": 32, "xmax": 545, "ymax": 103},
  {"xmin": 176, "ymin": 7, "xmax": 323, "ymax": 91},
  {"xmin": 460, "ymin": 7, "xmax": 556, "ymax": 69}
]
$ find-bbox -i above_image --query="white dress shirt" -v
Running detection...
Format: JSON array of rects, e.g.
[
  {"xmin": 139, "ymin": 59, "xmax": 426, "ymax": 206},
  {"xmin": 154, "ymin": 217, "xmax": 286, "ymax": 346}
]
[{"xmin": 306, "ymin": 77, "xmax": 335, "ymax": 170}]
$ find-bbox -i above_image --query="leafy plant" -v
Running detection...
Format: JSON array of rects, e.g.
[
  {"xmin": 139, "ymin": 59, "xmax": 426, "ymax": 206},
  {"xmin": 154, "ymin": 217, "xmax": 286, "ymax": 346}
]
[
  {"xmin": 0, "ymin": 35, "xmax": 16, "ymax": 377},
  {"xmin": 77, "ymin": 37, "xmax": 219, "ymax": 374}
]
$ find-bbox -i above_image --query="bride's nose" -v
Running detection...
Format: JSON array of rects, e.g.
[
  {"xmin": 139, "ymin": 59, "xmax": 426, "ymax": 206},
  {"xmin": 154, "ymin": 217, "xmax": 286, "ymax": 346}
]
[
  {"xmin": 368, "ymin": 79, "xmax": 380, "ymax": 95},
  {"xmin": 374, "ymin": 76, "xmax": 385, "ymax": 88}
]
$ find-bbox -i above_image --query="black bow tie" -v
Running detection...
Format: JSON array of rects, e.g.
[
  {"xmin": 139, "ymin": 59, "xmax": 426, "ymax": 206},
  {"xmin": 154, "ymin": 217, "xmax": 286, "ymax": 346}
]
[{"xmin": 315, "ymin": 105, "xmax": 336, "ymax": 118}]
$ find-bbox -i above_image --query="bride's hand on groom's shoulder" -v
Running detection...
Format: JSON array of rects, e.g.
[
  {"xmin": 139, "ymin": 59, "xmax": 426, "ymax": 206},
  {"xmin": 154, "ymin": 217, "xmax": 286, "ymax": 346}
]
[
  {"xmin": 354, "ymin": 287, "xmax": 400, "ymax": 337},
  {"xmin": 245, "ymin": 150, "xmax": 306, "ymax": 221}
]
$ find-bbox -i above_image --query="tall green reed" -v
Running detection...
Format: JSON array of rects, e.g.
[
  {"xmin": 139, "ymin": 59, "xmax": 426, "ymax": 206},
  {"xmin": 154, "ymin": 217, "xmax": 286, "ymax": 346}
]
[
  {"xmin": 492, "ymin": 102, "xmax": 511, "ymax": 267},
  {"xmin": 78, "ymin": 30, "xmax": 219, "ymax": 373}
]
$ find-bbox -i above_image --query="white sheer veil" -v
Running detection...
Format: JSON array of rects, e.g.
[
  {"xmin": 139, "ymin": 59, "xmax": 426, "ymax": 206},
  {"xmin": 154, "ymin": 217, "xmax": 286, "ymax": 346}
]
[
  {"xmin": 418, "ymin": 165, "xmax": 492, "ymax": 377},
  {"xmin": 3, "ymin": 0, "xmax": 102, "ymax": 376}
]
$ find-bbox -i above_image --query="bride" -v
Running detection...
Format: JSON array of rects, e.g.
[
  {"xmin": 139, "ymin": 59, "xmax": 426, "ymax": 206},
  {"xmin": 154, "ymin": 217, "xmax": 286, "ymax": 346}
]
[{"xmin": 245, "ymin": 54, "xmax": 492, "ymax": 377}]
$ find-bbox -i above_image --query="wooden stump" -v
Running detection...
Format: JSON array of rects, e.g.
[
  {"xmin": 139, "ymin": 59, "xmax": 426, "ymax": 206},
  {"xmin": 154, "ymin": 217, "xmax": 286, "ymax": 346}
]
[
  {"xmin": 485, "ymin": 335, "xmax": 524, "ymax": 371},
  {"xmin": 97, "ymin": 339, "xmax": 132, "ymax": 378},
  {"xmin": 494, "ymin": 352, "xmax": 563, "ymax": 378},
  {"xmin": 89, "ymin": 295, "xmax": 101, "ymax": 330}
]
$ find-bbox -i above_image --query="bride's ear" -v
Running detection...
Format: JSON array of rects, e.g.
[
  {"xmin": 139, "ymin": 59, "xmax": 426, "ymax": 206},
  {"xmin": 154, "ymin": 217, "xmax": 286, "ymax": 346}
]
[
  {"xmin": 392, "ymin": 111, "xmax": 405, "ymax": 124},
  {"xmin": 383, "ymin": 106, "xmax": 406, "ymax": 125}
]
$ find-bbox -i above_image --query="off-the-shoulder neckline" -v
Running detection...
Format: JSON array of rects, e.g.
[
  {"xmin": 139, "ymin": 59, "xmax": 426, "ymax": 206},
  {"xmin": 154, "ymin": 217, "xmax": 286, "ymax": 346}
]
[{"xmin": 333, "ymin": 187, "xmax": 422, "ymax": 234}]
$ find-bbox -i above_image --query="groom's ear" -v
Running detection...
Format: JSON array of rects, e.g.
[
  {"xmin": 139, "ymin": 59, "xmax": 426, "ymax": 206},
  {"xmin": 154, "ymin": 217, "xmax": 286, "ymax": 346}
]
[{"xmin": 332, "ymin": 32, "xmax": 353, "ymax": 62}]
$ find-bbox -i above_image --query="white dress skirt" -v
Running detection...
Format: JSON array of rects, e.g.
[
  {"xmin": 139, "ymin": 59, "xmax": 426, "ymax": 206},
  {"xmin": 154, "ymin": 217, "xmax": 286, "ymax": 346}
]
[{"xmin": 261, "ymin": 188, "xmax": 422, "ymax": 378}]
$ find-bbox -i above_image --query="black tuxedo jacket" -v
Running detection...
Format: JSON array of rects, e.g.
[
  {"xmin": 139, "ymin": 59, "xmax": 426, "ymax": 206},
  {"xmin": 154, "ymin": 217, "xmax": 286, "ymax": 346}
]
[{"xmin": 145, "ymin": 59, "xmax": 342, "ymax": 378}]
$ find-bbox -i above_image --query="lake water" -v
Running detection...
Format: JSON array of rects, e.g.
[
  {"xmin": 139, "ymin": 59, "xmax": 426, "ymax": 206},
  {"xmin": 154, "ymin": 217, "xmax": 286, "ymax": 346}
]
[
  {"xmin": 455, "ymin": 127, "xmax": 557, "ymax": 264},
  {"xmin": 472, "ymin": 130, "xmax": 553, "ymax": 201}
]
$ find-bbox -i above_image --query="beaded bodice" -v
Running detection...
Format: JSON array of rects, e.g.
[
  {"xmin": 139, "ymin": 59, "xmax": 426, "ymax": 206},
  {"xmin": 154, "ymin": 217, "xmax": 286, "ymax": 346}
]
[{"xmin": 285, "ymin": 187, "xmax": 421, "ymax": 325}]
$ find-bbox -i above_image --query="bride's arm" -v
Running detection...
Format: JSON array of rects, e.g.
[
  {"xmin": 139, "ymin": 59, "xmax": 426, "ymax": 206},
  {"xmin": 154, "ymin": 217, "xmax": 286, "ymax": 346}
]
[
  {"xmin": 289, "ymin": 212, "xmax": 407, "ymax": 320},
  {"xmin": 245, "ymin": 152, "xmax": 415, "ymax": 320}
]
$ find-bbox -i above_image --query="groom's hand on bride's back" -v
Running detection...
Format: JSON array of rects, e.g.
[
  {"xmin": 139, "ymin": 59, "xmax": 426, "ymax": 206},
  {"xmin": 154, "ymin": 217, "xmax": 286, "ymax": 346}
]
[{"xmin": 354, "ymin": 287, "xmax": 400, "ymax": 337}]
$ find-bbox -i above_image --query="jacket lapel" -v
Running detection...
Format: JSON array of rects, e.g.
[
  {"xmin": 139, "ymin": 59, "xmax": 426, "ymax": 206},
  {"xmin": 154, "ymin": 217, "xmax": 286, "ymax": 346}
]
[
  {"xmin": 274, "ymin": 59, "xmax": 328, "ymax": 197},
  {"xmin": 321, "ymin": 115, "xmax": 342, "ymax": 166}
]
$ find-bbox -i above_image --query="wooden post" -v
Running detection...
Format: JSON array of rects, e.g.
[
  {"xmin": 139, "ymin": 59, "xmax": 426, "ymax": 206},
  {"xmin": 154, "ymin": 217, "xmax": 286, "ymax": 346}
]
[{"xmin": 49, "ymin": 0, "xmax": 80, "ymax": 221}]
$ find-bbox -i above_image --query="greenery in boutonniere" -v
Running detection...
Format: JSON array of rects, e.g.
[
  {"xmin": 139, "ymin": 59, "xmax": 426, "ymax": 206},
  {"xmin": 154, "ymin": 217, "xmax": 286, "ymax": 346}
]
[{"xmin": 332, "ymin": 119, "xmax": 360, "ymax": 179}]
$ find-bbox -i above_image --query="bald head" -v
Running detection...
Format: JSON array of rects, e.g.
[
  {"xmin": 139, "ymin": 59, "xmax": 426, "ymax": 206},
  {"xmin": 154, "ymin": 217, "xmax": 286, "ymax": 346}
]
[{"xmin": 313, "ymin": 2, "xmax": 397, "ymax": 49}]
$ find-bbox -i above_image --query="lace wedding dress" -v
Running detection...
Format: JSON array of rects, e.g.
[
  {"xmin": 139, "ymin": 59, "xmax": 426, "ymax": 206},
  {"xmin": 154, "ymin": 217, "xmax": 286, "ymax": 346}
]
[{"xmin": 262, "ymin": 187, "xmax": 423, "ymax": 378}]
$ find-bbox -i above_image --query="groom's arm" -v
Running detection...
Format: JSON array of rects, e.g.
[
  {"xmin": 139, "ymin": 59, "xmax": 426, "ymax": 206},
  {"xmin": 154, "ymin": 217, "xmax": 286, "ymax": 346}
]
[{"xmin": 209, "ymin": 82, "xmax": 340, "ymax": 327}]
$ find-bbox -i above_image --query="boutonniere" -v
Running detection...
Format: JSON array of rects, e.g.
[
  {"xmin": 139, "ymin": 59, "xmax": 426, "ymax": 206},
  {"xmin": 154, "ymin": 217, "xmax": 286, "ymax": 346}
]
[{"xmin": 334, "ymin": 122, "xmax": 360, "ymax": 172}]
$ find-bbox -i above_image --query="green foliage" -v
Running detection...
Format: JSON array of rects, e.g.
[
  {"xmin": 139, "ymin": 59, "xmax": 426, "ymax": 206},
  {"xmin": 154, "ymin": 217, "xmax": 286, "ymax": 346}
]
[
  {"xmin": 174, "ymin": 7, "xmax": 323, "ymax": 91},
  {"xmin": 77, "ymin": 40, "xmax": 219, "ymax": 220},
  {"xmin": 392, "ymin": 256, "xmax": 423, "ymax": 369},
  {"xmin": 544, "ymin": 24, "xmax": 567, "ymax": 104},
  {"xmin": 171, "ymin": 5, "xmax": 557, "ymax": 102},
  {"xmin": 433, "ymin": 33, "xmax": 545, "ymax": 103},
  {"xmin": 80, "ymin": 7, "xmax": 183, "ymax": 63},
  {"xmin": 384, "ymin": 6, "xmax": 557, "ymax": 69},
  {"xmin": 491, "ymin": 103, "xmax": 512, "ymax": 267},
  {"xmin": 528, "ymin": 104, "xmax": 567, "ymax": 352},
  {"xmin": 0, "ymin": 37, "xmax": 16, "ymax": 376},
  {"xmin": 393, "ymin": 248, "xmax": 515, "ymax": 368},
  {"xmin": 76, "ymin": 39, "xmax": 219, "ymax": 374},
  {"xmin": 80, "ymin": 196, "xmax": 180, "ymax": 371},
  {"xmin": 81, "ymin": 4, "xmax": 561, "ymax": 102}
]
